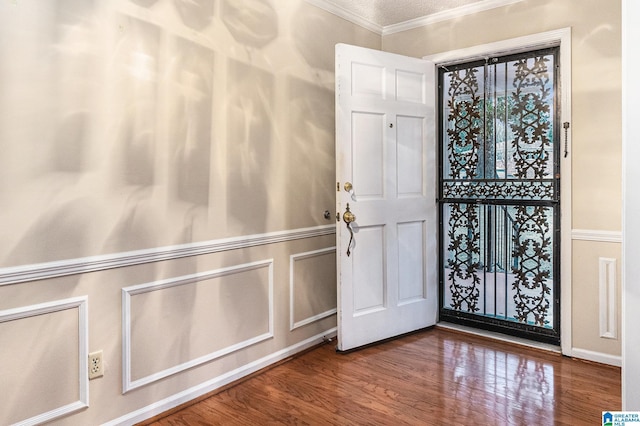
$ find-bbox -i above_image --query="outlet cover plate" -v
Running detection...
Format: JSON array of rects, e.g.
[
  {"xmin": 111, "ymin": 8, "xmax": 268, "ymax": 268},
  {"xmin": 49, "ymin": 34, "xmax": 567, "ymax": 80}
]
[{"xmin": 89, "ymin": 350, "xmax": 104, "ymax": 379}]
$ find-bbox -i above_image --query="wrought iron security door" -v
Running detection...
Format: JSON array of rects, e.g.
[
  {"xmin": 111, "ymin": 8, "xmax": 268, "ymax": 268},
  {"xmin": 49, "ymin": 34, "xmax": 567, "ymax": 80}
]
[{"xmin": 438, "ymin": 47, "xmax": 560, "ymax": 345}]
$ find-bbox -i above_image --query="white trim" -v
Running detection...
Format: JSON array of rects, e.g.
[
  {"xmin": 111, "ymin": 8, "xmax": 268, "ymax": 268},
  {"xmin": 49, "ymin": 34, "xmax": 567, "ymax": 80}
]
[
  {"xmin": 599, "ymin": 257, "xmax": 618, "ymax": 339},
  {"xmin": 121, "ymin": 261, "xmax": 274, "ymax": 393},
  {"xmin": 303, "ymin": 0, "xmax": 382, "ymax": 34},
  {"xmin": 571, "ymin": 348, "xmax": 622, "ymax": 368},
  {"xmin": 622, "ymin": 0, "xmax": 640, "ymax": 408},
  {"xmin": 305, "ymin": 0, "xmax": 524, "ymax": 36},
  {"xmin": 289, "ymin": 247, "xmax": 338, "ymax": 331},
  {"xmin": 572, "ymin": 229, "xmax": 622, "ymax": 243},
  {"xmin": 104, "ymin": 327, "xmax": 338, "ymax": 426},
  {"xmin": 424, "ymin": 28, "xmax": 571, "ymax": 66},
  {"xmin": 432, "ymin": 323, "xmax": 622, "ymax": 367},
  {"xmin": 426, "ymin": 28, "xmax": 572, "ymax": 356},
  {"xmin": 0, "ymin": 297, "xmax": 89, "ymax": 426},
  {"xmin": 291, "ymin": 309, "xmax": 337, "ymax": 330},
  {"xmin": 383, "ymin": 0, "xmax": 525, "ymax": 36},
  {"xmin": 0, "ymin": 225, "xmax": 335, "ymax": 287}
]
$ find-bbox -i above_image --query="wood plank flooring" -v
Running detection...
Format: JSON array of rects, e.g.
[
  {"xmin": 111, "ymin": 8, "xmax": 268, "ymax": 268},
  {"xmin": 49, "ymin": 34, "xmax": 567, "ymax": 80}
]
[{"xmin": 145, "ymin": 328, "xmax": 621, "ymax": 425}]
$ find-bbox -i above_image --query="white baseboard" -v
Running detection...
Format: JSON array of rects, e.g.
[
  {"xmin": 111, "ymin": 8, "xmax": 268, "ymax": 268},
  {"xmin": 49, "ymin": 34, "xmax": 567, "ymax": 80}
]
[
  {"xmin": 102, "ymin": 327, "xmax": 337, "ymax": 426},
  {"xmin": 437, "ymin": 323, "xmax": 621, "ymax": 367},
  {"xmin": 571, "ymin": 347, "xmax": 622, "ymax": 367}
]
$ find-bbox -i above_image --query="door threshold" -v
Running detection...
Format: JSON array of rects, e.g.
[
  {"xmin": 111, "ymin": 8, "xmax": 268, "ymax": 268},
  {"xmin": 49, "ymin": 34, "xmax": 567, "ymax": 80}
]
[{"xmin": 436, "ymin": 322, "xmax": 562, "ymax": 354}]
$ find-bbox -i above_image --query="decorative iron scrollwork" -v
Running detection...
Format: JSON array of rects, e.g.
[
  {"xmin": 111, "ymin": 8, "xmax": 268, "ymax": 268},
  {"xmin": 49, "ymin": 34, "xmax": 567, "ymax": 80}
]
[
  {"xmin": 442, "ymin": 180, "xmax": 554, "ymax": 201},
  {"xmin": 510, "ymin": 56, "xmax": 553, "ymax": 179},
  {"xmin": 446, "ymin": 68, "xmax": 482, "ymax": 179},
  {"xmin": 440, "ymin": 48, "xmax": 559, "ymax": 341},
  {"xmin": 446, "ymin": 203, "xmax": 481, "ymax": 312},
  {"xmin": 511, "ymin": 205, "xmax": 553, "ymax": 326}
]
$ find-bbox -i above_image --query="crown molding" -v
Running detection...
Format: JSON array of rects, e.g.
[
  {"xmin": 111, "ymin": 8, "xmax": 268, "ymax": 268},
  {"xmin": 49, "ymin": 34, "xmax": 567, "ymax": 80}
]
[
  {"xmin": 383, "ymin": 0, "xmax": 525, "ymax": 35},
  {"xmin": 306, "ymin": 0, "xmax": 525, "ymax": 36},
  {"xmin": 304, "ymin": 0, "xmax": 383, "ymax": 34}
]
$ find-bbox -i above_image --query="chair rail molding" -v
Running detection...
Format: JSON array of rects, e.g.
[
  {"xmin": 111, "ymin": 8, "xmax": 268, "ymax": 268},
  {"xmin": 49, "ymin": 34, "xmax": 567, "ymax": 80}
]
[
  {"xmin": 572, "ymin": 229, "xmax": 622, "ymax": 243},
  {"xmin": 0, "ymin": 225, "xmax": 336, "ymax": 287}
]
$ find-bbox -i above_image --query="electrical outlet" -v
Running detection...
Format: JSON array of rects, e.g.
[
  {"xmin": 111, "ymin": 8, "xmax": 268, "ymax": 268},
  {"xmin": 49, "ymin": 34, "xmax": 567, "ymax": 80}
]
[{"xmin": 88, "ymin": 350, "xmax": 104, "ymax": 380}]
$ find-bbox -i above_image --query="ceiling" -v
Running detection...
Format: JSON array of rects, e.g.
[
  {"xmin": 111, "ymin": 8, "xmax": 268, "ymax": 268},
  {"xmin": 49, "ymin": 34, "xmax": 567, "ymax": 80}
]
[{"xmin": 308, "ymin": 0, "xmax": 523, "ymax": 33}]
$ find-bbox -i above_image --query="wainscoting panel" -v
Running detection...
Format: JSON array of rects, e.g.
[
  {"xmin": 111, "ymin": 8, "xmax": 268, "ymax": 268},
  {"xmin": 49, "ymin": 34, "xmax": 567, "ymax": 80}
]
[
  {"xmin": 0, "ymin": 297, "xmax": 88, "ymax": 426},
  {"xmin": 599, "ymin": 257, "xmax": 617, "ymax": 339},
  {"xmin": 571, "ymin": 238, "xmax": 621, "ymax": 364},
  {"xmin": 122, "ymin": 260, "xmax": 274, "ymax": 393},
  {"xmin": 289, "ymin": 247, "xmax": 337, "ymax": 330}
]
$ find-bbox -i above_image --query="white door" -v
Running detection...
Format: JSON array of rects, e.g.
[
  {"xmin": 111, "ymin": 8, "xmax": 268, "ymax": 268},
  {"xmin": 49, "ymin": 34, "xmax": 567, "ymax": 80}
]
[{"xmin": 335, "ymin": 44, "xmax": 437, "ymax": 351}]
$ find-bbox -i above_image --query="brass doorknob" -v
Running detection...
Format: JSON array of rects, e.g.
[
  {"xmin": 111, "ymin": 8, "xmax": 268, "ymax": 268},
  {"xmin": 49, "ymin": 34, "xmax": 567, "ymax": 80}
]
[{"xmin": 343, "ymin": 203, "xmax": 356, "ymax": 224}]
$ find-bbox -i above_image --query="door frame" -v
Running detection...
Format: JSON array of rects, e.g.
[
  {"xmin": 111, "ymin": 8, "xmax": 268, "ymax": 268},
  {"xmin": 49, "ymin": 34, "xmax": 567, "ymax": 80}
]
[
  {"xmin": 424, "ymin": 28, "xmax": 572, "ymax": 356},
  {"xmin": 623, "ymin": 0, "xmax": 640, "ymax": 408}
]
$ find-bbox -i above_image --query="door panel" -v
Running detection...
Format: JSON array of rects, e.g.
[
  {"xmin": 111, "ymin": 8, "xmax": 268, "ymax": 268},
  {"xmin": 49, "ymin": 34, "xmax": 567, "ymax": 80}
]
[
  {"xmin": 336, "ymin": 44, "xmax": 437, "ymax": 351},
  {"xmin": 396, "ymin": 70, "xmax": 426, "ymax": 103},
  {"xmin": 352, "ymin": 63, "xmax": 385, "ymax": 97},
  {"xmin": 397, "ymin": 221, "xmax": 426, "ymax": 303},
  {"xmin": 352, "ymin": 112, "xmax": 384, "ymax": 199},
  {"xmin": 397, "ymin": 115, "xmax": 425, "ymax": 196},
  {"xmin": 352, "ymin": 225, "xmax": 385, "ymax": 313}
]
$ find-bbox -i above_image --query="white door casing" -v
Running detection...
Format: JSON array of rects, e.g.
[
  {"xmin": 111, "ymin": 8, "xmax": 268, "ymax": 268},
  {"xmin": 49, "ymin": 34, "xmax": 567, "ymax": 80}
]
[
  {"xmin": 335, "ymin": 44, "xmax": 437, "ymax": 351},
  {"xmin": 425, "ymin": 27, "xmax": 572, "ymax": 356}
]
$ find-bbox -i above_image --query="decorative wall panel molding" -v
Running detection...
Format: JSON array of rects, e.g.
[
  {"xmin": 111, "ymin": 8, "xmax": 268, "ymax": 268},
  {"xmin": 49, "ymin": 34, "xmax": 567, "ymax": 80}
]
[
  {"xmin": 0, "ymin": 297, "xmax": 88, "ymax": 426},
  {"xmin": 0, "ymin": 225, "xmax": 335, "ymax": 287},
  {"xmin": 289, "ymin": 247, "xmax": 337, "ymax": 330},
  {"xmin": 103, "ymin": 327, "xmax": 337, "ymax": 426},
  {"xmin": 122, "ymin": 260, "xmax": 274, "ymax": 393},
  {"xmin": 571, "ymin": 229, "xmax": 622, "ymax": 243},
  {"xmin": 599, "ymin": 257, "xmax": 618, "ymax": 339}
]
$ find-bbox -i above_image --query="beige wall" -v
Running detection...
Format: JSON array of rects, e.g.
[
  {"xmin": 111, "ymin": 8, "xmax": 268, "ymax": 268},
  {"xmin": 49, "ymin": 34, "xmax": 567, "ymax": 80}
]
[
  {"xmin": 383, "ymin": 0, "xmax": 622, "ymax": 359},
  {"xmin": 0, "ymin": 0, "xmax": 623, "ymax": 423},
  {"xmin": 0, "ymin": 1, "xmax": 379, "ymax": 424},
  {"xmin": 0, "ymin": 0, "xmax": 379, "ymax": 266}
]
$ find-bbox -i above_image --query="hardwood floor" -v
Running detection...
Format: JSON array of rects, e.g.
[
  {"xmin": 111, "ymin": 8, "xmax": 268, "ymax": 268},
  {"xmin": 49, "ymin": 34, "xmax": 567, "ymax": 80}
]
[{"xmin": 145, "ymin": 328, "xmax": 621, "ymax": 425}]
